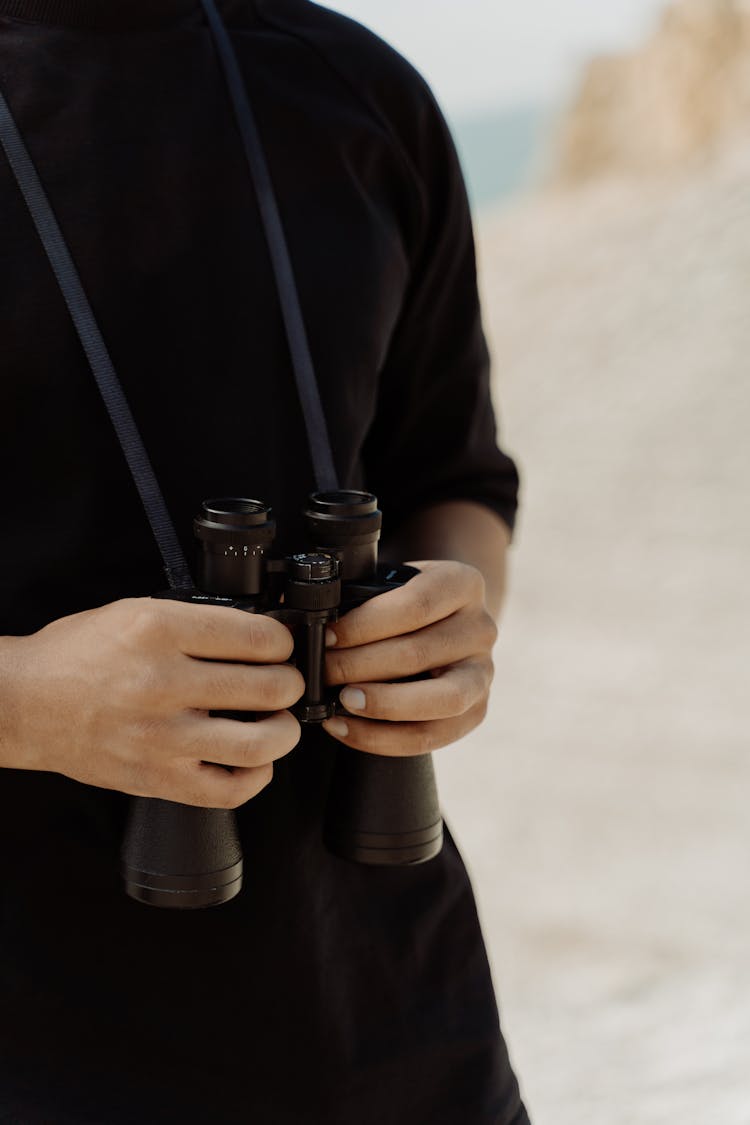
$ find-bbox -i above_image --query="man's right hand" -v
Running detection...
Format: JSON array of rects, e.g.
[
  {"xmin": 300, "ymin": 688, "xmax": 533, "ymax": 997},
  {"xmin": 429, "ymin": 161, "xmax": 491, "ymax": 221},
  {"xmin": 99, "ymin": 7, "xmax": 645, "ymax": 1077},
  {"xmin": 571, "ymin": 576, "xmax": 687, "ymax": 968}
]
[{"xmin": 0, "ymin": 598, "xmax": 305, "ymax": 808}]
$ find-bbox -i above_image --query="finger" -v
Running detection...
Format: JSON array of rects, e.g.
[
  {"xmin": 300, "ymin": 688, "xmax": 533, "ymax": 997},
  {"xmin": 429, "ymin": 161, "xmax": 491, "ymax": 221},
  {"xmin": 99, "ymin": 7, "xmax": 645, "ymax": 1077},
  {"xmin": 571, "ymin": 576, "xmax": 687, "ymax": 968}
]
[
  {"xmin": 337, "ymin": 658, "xmax": 493, "ymax": 722},
  {"xmin": 172, "ymin": 709, "xmax": 302, "ymax": 770},
  {"xmin": 172, "ymin": 604, "xmax": 295, "ymax": 662},
  {"xmin": 110, "ymin": 756, "xmax": 275, "ymax": 810},
  {"xmin": 327, "ymin": 561, "xmax": 485, "ymax": 649},
  {"xmin": 179, "ymin": 659, "xmax": 305, "ymax": 713},
  {"xmin": 321, "ymin": 699, "xmax": 488, "ymax": 757},
  {"xmin": 190, "ymin": 761, "xmax": 275, "ymax": 809},
  {"xmin": 158, "ymin": 761, "xmax": 276, "ymax": 810},
  {"xmin": 326, "ymin": 606, "xmax": 497, "ymax": 686},
  {"xmin": 124, "ymin": 598, "xmax": 294, "ymax": 663}
]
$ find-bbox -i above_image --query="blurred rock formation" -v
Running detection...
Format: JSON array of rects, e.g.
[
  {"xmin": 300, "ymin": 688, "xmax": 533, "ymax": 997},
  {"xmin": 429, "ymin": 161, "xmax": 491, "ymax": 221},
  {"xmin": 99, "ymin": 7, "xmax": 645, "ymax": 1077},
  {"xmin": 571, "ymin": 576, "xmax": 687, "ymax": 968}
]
[{"xmin": 554, "ymin": 0, "xmax": 750, "ymax": 181}]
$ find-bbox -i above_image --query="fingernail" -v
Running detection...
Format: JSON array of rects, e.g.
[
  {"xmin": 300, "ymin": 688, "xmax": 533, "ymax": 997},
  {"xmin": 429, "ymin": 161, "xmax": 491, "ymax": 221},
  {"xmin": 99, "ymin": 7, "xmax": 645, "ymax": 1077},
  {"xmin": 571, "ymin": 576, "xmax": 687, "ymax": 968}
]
[
  {"xmin": 325, "ymin": 628, "xmax": 338, "ymax": 647},
  {"xmin": 323, "ymin": 718, "xmax": 349, "ymax": 738},
  {"xmin": 340, "ymin": 687, "xmax": 366, "ymax": 713}
]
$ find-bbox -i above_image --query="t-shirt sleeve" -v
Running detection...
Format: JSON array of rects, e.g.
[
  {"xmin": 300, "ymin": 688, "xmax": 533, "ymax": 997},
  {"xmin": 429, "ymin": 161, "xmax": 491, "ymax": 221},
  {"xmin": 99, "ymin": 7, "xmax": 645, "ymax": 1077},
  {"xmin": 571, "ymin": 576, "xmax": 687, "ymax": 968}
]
[{"xmin": 362, "ymin": 86, "xmax": 519, "ymax": 535}]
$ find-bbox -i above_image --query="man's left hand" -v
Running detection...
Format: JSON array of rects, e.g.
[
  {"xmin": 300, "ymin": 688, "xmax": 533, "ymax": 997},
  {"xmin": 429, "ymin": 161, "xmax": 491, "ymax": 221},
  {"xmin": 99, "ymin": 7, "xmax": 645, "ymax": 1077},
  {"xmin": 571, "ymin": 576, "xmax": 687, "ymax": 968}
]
[{"xmin": 322, "ymin": 560, "xmax": 498, "ymax": 756}]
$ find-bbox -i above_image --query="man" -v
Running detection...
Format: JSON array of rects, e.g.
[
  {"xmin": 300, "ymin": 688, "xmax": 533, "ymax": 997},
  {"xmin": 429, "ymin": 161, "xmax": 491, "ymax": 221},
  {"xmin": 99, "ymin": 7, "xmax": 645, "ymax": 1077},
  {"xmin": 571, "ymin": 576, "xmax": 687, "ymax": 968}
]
[{"xmin": 0, "ymin": 1, "xmax": 528, "ymax": 1121}]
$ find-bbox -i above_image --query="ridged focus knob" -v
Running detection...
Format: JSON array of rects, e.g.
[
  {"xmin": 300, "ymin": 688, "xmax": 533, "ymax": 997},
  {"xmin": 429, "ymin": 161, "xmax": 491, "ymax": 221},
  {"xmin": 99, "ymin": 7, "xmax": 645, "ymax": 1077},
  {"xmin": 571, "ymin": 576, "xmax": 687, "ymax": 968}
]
[
  {"xmin": 285, "ymin": 553, "xmax": 341, "ymax": 611},
  {"xmin": 288, "ymin": 553, "xmax": 338, "ymax": 582}
]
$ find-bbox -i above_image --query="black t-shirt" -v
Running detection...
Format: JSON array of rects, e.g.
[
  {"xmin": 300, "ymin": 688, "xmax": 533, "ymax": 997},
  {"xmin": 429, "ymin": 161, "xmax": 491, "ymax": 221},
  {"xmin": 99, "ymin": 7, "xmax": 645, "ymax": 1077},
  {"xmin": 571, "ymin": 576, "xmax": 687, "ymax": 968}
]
[{"xmin": 0, "ymin": 2, "xmax": 526, "ymax": 1122}]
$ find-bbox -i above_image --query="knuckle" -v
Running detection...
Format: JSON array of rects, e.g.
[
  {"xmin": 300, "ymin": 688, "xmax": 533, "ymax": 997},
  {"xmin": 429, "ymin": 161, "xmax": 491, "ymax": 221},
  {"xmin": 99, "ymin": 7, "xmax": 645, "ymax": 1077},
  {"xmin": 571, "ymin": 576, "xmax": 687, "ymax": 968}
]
[
  {"xmin": 467, "ymin": 564, "xmax": 486, "ymax": 601},
  {"xmin": 478, "ymin": 610, "xmax": 499, "ymax": 650},
  {"xmin": 369, "ymin": 723, "xmax": 433, "ymax": 757},
  {"xmin": 326, "ymin": 651, "xmax": 355, "ymax": 684},
  {"xmin": 438, "ymin": 628, "xmax": 456, "ymax": 660},
  {"xmin": 203, "ymin": 793, "xmax": 231, "ymax": 810},
  {"xmin": 413, "ymin": 586, "xmax": 435, "ymax": 622},
  {"xmin": 120, "ymin": 759, "xmax": 154, "ymax": 798},
  {"xmin": 255, "ymin": 678, "xmax": 279, "ymax": 712},
  {"xmin": 283, "ymin": 712, "xmax": 302, "ymax": 750},
  {"xmin": 469, "ymin": 698, "xmax": 489, "ymax": 728},
  {"xmin": 126, "ymin": 760, "xmax": 179, "ymax": 801},
  {"xmin": 262, "ymin": 710, "xmax": 301, "ymax": 756},
  {"xmin": 177, "ymin": 715, "xmax": 225, "ymax": 760},
  {"xmin": 349, "ymin": 721, "xmax": 380, "ymax": 753},
  {"xmin": 411, "ymin": 725, "xmax": 435, "ymax": 755},
  {"xmin": 215, "ymin": 784, "xmax": 247, "ymax": 810},
  {"xmin": 275, "ymin": 666, "xmax": 305, "ymax": 708},
  {"xmin": 448, "ymin": 560, "xmax": 470, "ymax": 589},
  {"xmin": 285, "ymin": 667, "xmax": 307, "ymax": 704},
  {"xmin": 209, "ymin": 764, "xmax": 273, "ymax": 809},
  {"xmin": 119, "ymin": 599, "xmax": 166, "ymax": 647},
  {"xmin": 252, "ymin": 667, "xmax": 301, "ymax": 711},
  {"xmin": 242, "ymin": 613, "xmax": 271, "ymax": 656},
  {"xmin": 184, "ymin": 767, "xmax": 239, "ymax": 810},
  {"xmin": 250, "ymin": 615, "xmax": 293, "ymax": 660},
  {"xmin": 195, "ymin": 783, "xmax": 236, "ymax": 810},
  {"xmin": 446, "ymin": 681, "xmax": 472, "ymax": 716},
  {"xmin": 131, "ymin": 661, "xmax": 172, "ymax": 707},
  {"xmin": 239, "ymin": 763, "xmax": 274, "ymax": 803},
  {"xmin": 209, "ymin": 666, "xmax": 241, "ymax": 704},
  {"xmin": 193, "ymin": 608, "xmax": 225, "ymax": 647},
  {"xmin": 333, "ymin": 615, "xmax": 359, "ymax": 647},
  {"xmin": 436, "ymin": 561, "xmax": 464, "ymax": 601},
  {"xmin": 407, "ymin": 637, "xmax": 431, "ymax": 671},
  {"xmin": 130, "ymin": 713, "xmax": 171, "ymax": 752}
]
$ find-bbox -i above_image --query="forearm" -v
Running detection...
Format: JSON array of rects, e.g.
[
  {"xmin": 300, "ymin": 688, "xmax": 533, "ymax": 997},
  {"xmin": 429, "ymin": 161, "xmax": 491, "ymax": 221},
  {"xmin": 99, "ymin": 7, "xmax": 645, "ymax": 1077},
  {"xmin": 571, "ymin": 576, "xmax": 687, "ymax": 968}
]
[
  {"xmin": 381, "ymin": 500, "xmax": 512, "ymax": 619},
  {"xmin": 0, "ymin": 636, "xmax": 24, "ymax": 769}
]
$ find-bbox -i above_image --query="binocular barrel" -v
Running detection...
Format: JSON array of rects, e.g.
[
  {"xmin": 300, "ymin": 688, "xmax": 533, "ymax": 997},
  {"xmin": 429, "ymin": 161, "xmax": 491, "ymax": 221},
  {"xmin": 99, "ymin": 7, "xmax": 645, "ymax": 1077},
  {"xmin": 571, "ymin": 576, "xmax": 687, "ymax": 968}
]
[
  {"xmin": 305, "ymin": 492, "xmax": 443, "ymax": 867},
  {"xmin": 121, "ymin": 490, "xmax": 443, "ymax": 909},
  {"xmin": 121, "ymin": 803, "xmax": 243, "ymax": 909},
  {"xmin": 303, "ymin": 490, "xmax": 381, "ymax": 581},
  {"xmin": 193, "ymin": 498, "xmax": 276, "ymax": 597}
]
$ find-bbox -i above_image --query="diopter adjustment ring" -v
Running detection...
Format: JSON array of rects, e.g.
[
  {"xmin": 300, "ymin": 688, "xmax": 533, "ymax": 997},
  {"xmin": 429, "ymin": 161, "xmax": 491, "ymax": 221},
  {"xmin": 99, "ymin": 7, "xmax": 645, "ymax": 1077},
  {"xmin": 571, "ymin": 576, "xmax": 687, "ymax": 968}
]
[
  {"xmin": 194, "ymin": 498, "xmax": 276, "ymax": 547},
  {"xmin": 303, "ymin": 491, "xmax": 382, "ymax": 545}
]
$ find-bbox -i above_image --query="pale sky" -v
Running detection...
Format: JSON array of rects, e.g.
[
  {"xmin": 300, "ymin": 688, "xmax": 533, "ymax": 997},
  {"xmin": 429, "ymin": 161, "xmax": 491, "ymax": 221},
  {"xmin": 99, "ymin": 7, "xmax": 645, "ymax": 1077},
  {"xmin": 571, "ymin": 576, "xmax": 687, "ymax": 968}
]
[{"xmin": 324, "ymin": 0, "xmax": 670, "ymax": 116}]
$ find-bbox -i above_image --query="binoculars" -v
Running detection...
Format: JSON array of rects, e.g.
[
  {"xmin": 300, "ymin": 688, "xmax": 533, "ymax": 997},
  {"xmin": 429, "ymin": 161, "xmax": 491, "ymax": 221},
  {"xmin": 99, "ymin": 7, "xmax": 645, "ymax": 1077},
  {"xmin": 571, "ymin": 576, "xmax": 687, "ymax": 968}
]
[{"xmin": 121, "ymin": 490, "xmax": 444, "ymax": 908}]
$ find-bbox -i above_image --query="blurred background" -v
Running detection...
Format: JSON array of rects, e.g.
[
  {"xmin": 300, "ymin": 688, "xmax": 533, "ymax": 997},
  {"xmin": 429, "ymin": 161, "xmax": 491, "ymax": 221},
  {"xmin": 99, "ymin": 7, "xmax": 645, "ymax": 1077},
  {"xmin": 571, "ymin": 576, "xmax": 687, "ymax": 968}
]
[{"xmin": 326, "ymin": 2, "xmax": 749, "ymax": 1122}]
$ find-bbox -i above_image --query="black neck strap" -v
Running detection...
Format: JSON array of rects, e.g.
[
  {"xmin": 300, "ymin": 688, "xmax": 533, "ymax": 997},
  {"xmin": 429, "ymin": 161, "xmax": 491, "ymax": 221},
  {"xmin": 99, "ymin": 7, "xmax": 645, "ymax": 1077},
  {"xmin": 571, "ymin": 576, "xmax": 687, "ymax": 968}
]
[
  {"xmin": 201, "ymin": 0, "xmax": 339, "ymax": 497},
  {"xmin": 0, "ymin": 87, "xmax": 195, "ymax": 590},
  {"xmin": 0, "ymin": 0, "xmax": 339, "ymax": 590}
]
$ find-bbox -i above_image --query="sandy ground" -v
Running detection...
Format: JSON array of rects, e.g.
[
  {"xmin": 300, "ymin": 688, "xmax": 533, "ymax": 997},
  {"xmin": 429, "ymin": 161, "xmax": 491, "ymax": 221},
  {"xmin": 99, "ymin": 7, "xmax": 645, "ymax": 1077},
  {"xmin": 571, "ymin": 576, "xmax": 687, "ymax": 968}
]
[{"xmin": 434, "ymin": 141, "xmax": 750, "ymax": 1123}]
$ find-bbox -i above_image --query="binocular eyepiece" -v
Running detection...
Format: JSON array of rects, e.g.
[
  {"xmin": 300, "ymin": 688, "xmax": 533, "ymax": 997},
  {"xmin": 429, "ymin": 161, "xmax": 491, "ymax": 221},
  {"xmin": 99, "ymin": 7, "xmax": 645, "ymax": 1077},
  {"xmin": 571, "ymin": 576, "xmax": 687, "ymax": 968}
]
[{"xmin": 121, "ymin": 489, "xmax": 444, "ymax": 909}]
